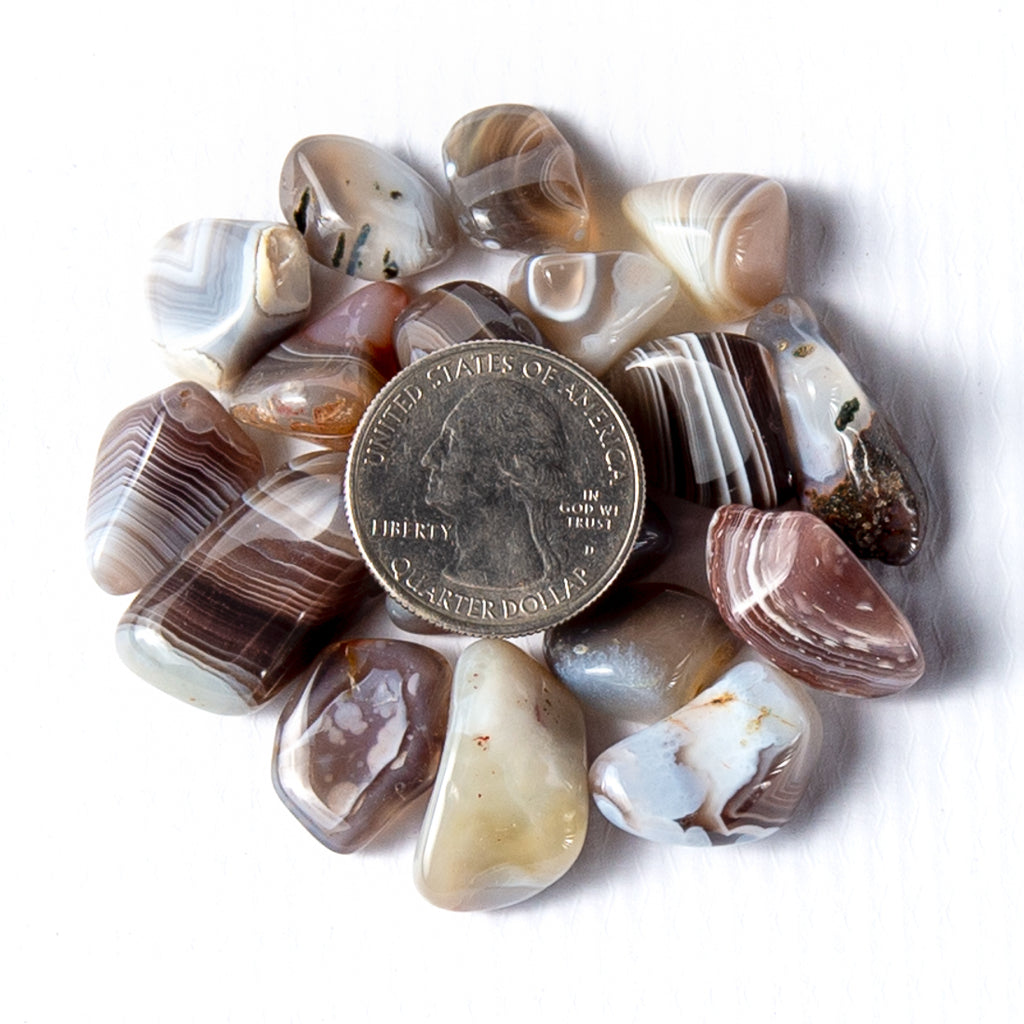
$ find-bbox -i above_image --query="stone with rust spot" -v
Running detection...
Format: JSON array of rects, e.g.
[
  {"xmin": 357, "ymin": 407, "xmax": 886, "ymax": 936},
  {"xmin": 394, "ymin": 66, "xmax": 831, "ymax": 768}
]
[{"xmin": 413, "ymin": 638, "xmax": 588, "ymax": 911}]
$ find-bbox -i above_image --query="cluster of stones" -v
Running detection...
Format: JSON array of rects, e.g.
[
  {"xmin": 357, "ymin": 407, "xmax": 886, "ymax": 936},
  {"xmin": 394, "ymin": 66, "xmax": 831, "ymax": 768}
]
[{"xmin": 86, "ymin": 103, "xmax": 928, "ymax": 912}]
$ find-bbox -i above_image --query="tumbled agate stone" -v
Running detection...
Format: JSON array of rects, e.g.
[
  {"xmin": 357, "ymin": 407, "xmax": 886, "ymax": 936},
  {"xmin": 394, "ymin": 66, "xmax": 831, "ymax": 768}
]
[
  {"xmin": 280, "ymin": 135, "xmax": 457, "ymax": 280},
  {"xmin": 227, "ymin": 282, "xmax": 407, "ymax": 448},
  {"xmin": 385, "ymin": 595, "xmax": 450, "ymax": 635},
  {"xmin": 442, "ymin": 103, "xmax": 589, "ymax": 253},
  {"xmin": 414, "ymin": 639, "xmax": 588, "ymax": 911},
  {"xmin": 507, "ymin": 250, "xmax": 677, "ymax": 377},
  {"xmin": 147, "ymin": 219, "xmax": 311, "ymax": 388},
  {"xmin": 117, "ymin": 451, "xmax": 374, "ymax": 714},
  {"xmin": 707, "ymin": 505, "xmax": 925, "ymax": 697},
  {"xmin": 273, "ymin": 638, "xmax": 452, "ymax": 853},
  {"xmin": 392, "ymin": 280, "xmax": 546, "ymax": 368},
  {"xmin": 606, "ymin": 333, "xmax": 794, "ymax": 508},
  {"xmin": 623, "ymin": 174, "xmax": 788, "ymax": 323},
  {"xmin": 590, "ymin": 656, "xmax": 822, "ymax": 845},
  {"xmin": 86, "ymin": 382, "xmax": 264, "ymax": 595},
  {"xmin": 544, "ymin": 583, "xmax": 739, "ymax": 722},
  {"xmin": 746, "ymin": 295, "xmax": 927, "ymax": 564}
]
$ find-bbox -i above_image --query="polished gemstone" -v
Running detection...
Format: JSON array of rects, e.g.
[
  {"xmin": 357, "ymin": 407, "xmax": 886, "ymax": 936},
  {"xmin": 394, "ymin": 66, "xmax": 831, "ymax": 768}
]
[
  {"xmin": 746, "ymin": 295, "xmax": 927, "ymax": 564},
  {"xmin": 147, "ymin": 219, "xmax": 311, "ymax": 388},
  {"xmin": 620, "ymin": 499, "xmax": 674, "ymax": 581},
  {"xmin": 544, "ymin": 583, "xmax": 739, "ymax": 722},
  {"xmin": 85, "ymin": 382, "xmax": 264, "ymax": 595},
  {"xmin": 117, "ymin": 451, "xmax": 375, "ymax": 714},
  {"xmin": 623, "ymin": 174, "xmax": 788, "ymax": 323},
  {"xmin": 443, "ymin": 104, "xmax": 589, "ymax": 252},
  {"xmin": 392, "ymin": 280, "xmax": 547, "ymax": 368},
  {"xmin": 606, "ymin": 333, "xmax": 793, "ymax": 508},
  {"xmin": 589, "ymin": 655, "xmax": 822, "ymax": 845},
  {"xmin": 384, "ymin": 595, "xmax": 450, "ymax": 635},
  {"xmin": 273, "ymin": 638, "xmax": 452, "ymax": 853},
  {"xmin": 507, "ymin": 250, "xmax": 677, "ymax": 376},
  {"xmin": 227, "ymin": 282, "xmax": 407, "ymax": 448},
  {"xmin": 280, "ymin": 135, "xmax": 457, "ymax": 279},
  {"xmin": 707, "ymin": 505, "xmax": 925, "ymax": 697},
  {"xmin": 414, "ymin": 639, "xmax": 588, "ymax": 911}
]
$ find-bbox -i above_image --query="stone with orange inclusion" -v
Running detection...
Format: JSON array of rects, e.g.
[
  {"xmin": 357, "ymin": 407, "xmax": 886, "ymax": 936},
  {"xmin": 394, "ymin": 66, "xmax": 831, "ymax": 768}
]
[{"xmin": 226, "ymin": 282, "xmax": 408, "ymax": 449}]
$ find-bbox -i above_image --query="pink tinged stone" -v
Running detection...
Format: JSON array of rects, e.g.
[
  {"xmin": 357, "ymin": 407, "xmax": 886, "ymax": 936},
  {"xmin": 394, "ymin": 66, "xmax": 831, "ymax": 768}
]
[
  {"xmin": 507, "ymin": 250, "xmax": 678, "ymax": 376},
  {"xmin": 226, "ymin": 282, "xmax": 407, "ymax": 449},
  {"xmin": 706, "ymin": 505, "xmax": 925, "ymax": 697},
  {"xmin": 442, "ymin": 104, "xmax": 590, "ymax": 253},
  {"xmin": 280, "ymin": 135, "xmax": 457, "ymax": 280},
  {"xmin": 116, "ymin": 451, "xmax": 376, "ymax": 715},
  {"xmin": 623, "ymin": 174, "xmax": 789, "ymax": 323},
  {"xmin": 85, "ymin": 382, "xmax": 264, "ymax": 595},
  {"xmin": 543, "ymin": 583, "xmax": 740, "ymax": 723},
  {"xmin": 745, "ymin": 295, "xmax": 928, "ymax": 565},
  {"xmin": 272, "ymin": 638, "xmax": 452, "ymax": 853},
  {"xmin": 147, "ymin": 219, "xmax": 312, "ymax": 388},
  {"xmin": 589, "ymin": 655, "xmax": 822, "ymax": 845},
  {"xmin": 413, "ymin": 639, "xmax": 588, "ymax": 911}
]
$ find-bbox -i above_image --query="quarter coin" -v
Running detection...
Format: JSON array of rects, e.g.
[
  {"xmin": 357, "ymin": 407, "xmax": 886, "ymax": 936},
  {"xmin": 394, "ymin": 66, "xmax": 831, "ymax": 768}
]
[{"xmin": 346, "ymin": 340, "xmax": 645, "ymax": 635}]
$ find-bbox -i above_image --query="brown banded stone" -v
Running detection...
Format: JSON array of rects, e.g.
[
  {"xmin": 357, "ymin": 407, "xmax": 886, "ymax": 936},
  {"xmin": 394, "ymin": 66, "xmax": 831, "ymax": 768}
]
[{"xmin": 116, "ymin": 451, "xmax": 376, "ymax": 714}]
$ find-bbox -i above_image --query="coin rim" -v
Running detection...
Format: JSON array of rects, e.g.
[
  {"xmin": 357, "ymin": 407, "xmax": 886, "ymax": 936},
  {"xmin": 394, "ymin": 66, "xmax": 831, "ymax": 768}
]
[{"xmin": 345, "ymin": 340, "xmax": 646, "ymax": 637}]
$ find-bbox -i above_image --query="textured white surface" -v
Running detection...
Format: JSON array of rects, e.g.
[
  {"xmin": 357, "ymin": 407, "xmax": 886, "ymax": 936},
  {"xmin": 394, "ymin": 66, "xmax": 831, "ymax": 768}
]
[{"xmin": 3, "ymin": 2, "xmax": 1022, "ymax": 1021}]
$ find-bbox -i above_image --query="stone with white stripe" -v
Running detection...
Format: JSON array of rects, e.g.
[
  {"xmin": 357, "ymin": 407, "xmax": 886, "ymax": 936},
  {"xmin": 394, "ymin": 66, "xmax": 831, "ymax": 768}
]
[{"xmin": 605, "ymin": 332, "xmax": 794, "ymax": 508}]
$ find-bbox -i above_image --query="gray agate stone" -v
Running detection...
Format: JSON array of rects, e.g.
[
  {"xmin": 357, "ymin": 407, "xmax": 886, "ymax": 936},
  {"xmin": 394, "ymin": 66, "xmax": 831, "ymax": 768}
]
[
  {"xmin": 273, "ymin": 638, "xmax": 452, "ymax": 853},
  {"xmin": 147, "ymin": 219, "xmax": 311, "ymax": 388},
  {"xmin": 280, "ymin": 135, "xmax": 457, "ymax": 280},
  {"xmin": 544, "ymin": 583, "xmax": 739, "ymax": 722},
  {"xmin": 589, "ymin": 656, "xmax": 822, "ymax": 846}
]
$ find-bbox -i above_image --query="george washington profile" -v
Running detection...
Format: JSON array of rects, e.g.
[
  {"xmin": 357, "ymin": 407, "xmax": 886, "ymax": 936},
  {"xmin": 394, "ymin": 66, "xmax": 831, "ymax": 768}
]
[{"xmin": 421, "ymin": 377, "xmax": 572, "ymax": 589}]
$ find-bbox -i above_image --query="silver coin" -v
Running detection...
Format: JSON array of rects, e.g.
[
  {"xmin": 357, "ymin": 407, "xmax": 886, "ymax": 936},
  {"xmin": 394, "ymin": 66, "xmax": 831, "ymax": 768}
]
[{"xmin": 346, "ymin": 340, "xmax": 645, "ymax": 636}]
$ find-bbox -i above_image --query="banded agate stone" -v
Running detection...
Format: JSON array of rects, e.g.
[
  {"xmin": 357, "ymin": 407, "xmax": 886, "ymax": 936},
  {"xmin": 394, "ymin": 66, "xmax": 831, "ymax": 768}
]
[
  {"xmin": 442, "ymin": 104, "xmax": 589, "ymax": 253},
  {"xmin": 606, "ymin": 333, "xmax": 793, "ymax": 508},
  {"xmin": 746, "ymin": 295, "xmax": 928, "ymax": 564},
  {"xmin": 544, "ymin": 583, "xmax": 739, "ymax": 722},
  {"xmin": 147, "ymin": 219, "xmax": 311, "ymax": 388},
  {"xmin": 227, "ymin": 282, "xmax": 407, "ymax": 449},
  {"xmin": 590, "ymin": 655, "xmax": 822, "ymax": 845},
  {"xmin": 280, "ymin": 135, "xmax": 457, "ymax": 280},
  {"xmin": 273, "ymin": 638, "xmax": 452, "ymax": 853},
  {"xmin": 414, "ymin": 639, "xmax": 588, "ymax": 911},
  {"xmin": 85, "ymin": 382, "xmax": 264, "ymax": 595},
  {"xmin": 117, "ymin": 451, "xmax": 375, "ymax": 714},
  {"xmin": 707, "ymin": 505, "xmax": 925, "ymax": 697},
  {"xmin": 623, "ymin": 174, "xmax": 788, "ymax": 323},
  {"xmin": 507, "ymin": 250, "xmax": 677, "ymax": 376},
  {"xmin": 392, "ymin": 280, "xmax": 546, "ymax": 368}
]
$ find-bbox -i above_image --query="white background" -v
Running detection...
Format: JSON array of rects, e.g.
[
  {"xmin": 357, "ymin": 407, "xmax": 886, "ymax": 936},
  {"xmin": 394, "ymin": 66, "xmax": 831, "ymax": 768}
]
[{"xmin": 4, "ymin": 2, "xmax": 1021, "ymax": 1021}]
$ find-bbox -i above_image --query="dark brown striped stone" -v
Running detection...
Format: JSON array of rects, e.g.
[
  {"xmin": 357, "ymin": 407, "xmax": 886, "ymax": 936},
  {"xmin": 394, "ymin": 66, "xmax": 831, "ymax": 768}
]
[
  {"xmin": 605, "ymin": 333, "xmax": 794, "ymax": 509},
  {"xmin": 116, "ymin": 451, "xmax": 377, "ymax": 714}
]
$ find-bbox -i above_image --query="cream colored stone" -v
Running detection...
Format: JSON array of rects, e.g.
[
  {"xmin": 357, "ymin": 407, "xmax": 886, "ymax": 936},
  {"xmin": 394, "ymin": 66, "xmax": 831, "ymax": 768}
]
[{"xmin": 413, "ymin": 639, "xmax": 588, "ymax": 911}]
